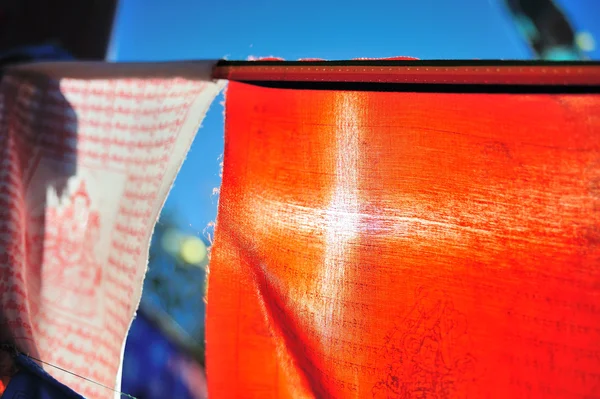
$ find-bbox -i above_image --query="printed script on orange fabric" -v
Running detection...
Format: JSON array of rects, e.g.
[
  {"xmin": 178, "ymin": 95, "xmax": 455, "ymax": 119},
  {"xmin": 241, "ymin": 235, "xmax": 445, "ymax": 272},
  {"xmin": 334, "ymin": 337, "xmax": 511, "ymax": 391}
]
[{"xmin": 207, "ymin": 80, "xmax": 600, "ymax": 398}]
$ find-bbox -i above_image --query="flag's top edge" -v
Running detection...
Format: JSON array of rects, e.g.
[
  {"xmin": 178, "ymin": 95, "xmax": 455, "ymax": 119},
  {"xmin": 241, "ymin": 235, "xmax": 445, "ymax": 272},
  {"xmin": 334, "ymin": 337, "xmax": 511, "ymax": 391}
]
[
  {"xmin": 3, "ymin": 59, "xmax": 599, "ymax": 86},
  {"xmin": 214, "ymin": 59, "xmax": 600, "ymax": 86},
  {"xmin": 219, "ymin": 59, "xmax": 600, "ymax": 67},
  {"xmin": 5, "ymin": 60, "xmax": 220, "ymax": 80}
]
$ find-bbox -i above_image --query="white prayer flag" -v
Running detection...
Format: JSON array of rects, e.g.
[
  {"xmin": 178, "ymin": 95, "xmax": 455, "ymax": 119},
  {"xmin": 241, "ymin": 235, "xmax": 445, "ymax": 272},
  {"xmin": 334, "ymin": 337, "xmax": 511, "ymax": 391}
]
[{"xmin": 0, "ymin": 61, "xmax": 224, "ymax": 398}]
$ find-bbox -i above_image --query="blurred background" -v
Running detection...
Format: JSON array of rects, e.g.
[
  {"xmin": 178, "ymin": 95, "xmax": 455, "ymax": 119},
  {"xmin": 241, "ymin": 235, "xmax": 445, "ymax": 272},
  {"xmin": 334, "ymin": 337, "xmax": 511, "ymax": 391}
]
[{"xmin": 1, "ymin": 0, "xmax": 598, "ymax": 397}]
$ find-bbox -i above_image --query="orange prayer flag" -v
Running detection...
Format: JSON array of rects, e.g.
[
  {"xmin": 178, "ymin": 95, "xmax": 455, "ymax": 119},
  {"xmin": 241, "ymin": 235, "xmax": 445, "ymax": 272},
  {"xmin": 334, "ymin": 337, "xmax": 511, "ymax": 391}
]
[{"xmin": 207, "ymin": 65, "xmax": 600, "ymax": 398}]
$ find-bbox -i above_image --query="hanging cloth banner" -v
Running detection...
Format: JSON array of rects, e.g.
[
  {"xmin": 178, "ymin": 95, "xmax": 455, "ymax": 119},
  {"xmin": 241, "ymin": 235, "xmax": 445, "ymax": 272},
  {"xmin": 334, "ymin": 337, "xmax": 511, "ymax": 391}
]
[
  {"xmin": 0, "ymin": 61, "xmax": 224, "ymax": 398},
  {"xmin": 208, "ymin": 67, "xmax": 600, "ymax": 398}
]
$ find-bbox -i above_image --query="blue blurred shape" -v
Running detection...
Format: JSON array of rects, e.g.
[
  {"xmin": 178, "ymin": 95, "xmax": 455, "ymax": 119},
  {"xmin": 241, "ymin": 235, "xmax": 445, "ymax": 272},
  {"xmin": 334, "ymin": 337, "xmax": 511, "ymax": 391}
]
[
  {"xmin": 1, "ymin": 352, "xmax": 84, "ymax": 399},
  {"xmin": 121, "ymin": 304, "xmax": 207, "ymax": 399}
]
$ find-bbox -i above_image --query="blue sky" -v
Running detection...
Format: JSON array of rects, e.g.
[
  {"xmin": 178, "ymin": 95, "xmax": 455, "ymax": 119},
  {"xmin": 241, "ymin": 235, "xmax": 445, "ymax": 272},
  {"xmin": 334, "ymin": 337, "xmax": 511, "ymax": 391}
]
[{"xmin": 109, "ymin": 0, "xmax": 596, "ymax": 239}]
